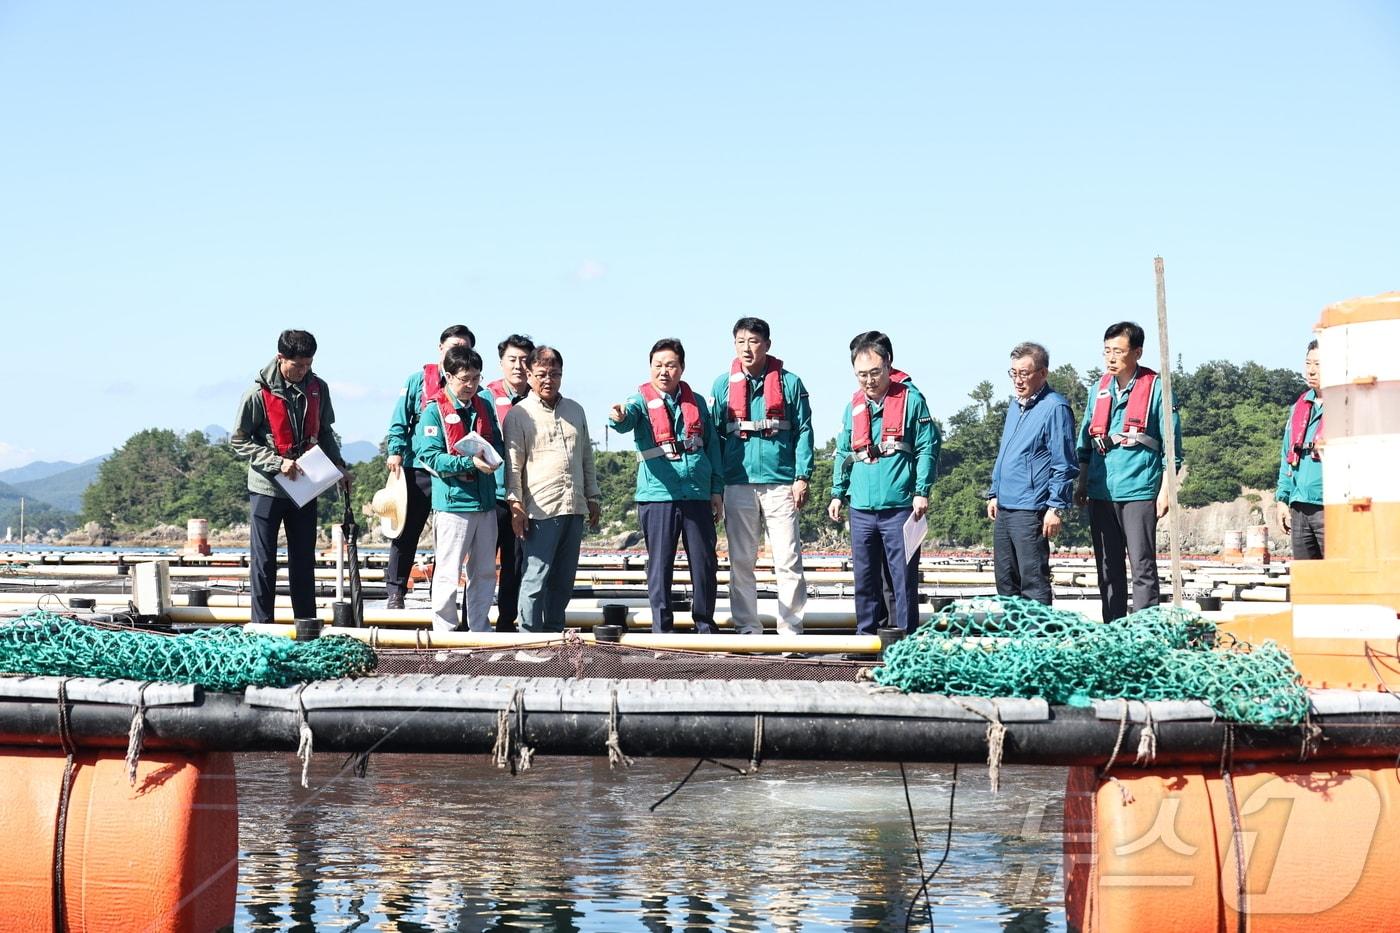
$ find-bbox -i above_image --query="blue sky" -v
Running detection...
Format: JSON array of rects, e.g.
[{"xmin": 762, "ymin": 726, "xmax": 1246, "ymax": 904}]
[{"xmin": 3, "ymin": 1, "xmax": 1397, "ymax": 469}]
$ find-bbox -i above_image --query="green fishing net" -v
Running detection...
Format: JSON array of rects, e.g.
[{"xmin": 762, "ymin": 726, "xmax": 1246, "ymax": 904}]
[
  {"xmin": 0, "ymin": 610, "xmax": 376, "ymax": 691},
  {"xmin": 874, "ymin": 597, "xmax": 1308, "ymax": 726}
]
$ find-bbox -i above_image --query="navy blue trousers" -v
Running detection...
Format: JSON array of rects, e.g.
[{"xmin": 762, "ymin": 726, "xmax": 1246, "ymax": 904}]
[
  {"xmin": 638, "ymin": 500, "xmax": 718, "ymax": 634},
  {"xmin": 494, "ymin": 501, "xmax": 524, "ymax": 627},
  {"xmin": 249, "ymin": 492, "xmax": 319, "ymax": 625},
  {"xmin": 994, "ymin": 508, "xmax": 1053, "ymax": 604},
  {"xmin": 850, "ymin": 506, "xmax": 918, "ymax": 634},
  {"xmin": 384, "ymin": 467, "xmax": 433, "ymax": 600}
]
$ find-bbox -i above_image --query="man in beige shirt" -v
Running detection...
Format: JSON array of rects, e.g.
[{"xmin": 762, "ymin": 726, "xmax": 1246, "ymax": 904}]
[{"xmin": 503, "ymin": 346, "xmax": 602, "ymax": 632}]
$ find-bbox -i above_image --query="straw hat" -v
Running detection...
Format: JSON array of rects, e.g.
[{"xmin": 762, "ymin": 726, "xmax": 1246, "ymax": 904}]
[{"xmin": 363, "ymin": 469, "xmax": 408, "ymax": 539}]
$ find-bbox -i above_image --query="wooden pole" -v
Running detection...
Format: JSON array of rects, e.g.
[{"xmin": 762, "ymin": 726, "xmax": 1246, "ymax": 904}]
[{"xmin": 1154, "ymin": 257, "xmax": 1183, "ymax": 607}]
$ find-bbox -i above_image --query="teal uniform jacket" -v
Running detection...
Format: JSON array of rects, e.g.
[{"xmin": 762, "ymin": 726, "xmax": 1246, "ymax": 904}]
[
  {"xmin": 415, "ymin": 389, "xmax": 506, "ymax": 513},
  {"xmin": 709, "ymin": 366, "xmax": 815, "ymax": 486},
  {"xmin": 832, "ymin": 389, "xmax": 940, "ymax": 511},
  {"xmin": 1275, "ymin": 389, "xmax": 1324, "ymax": 506},
  {"xmin": 1075, "ymin": 369, "xmax": 1184, "ymax": 502},
  {"xmin": 384, "ymin": 368, "xmax": 431, "ymax": 470},
  {"xmin": 609, "ymin": 387, "xmax": 724, "ymax": 502}
]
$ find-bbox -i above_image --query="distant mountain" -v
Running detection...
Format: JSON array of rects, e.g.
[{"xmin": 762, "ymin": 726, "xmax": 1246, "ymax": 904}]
[
  {"xmin": 202, "ymin": 424, "xmax": 230, "ymax": 443},
  {"xmin": 10, "ymin": 460, "xmax": 104, "ymax": 513},
  {"xmin": 341, "ymin": 440, "xmax": 381, "ymax": 464},
  {"xmin": 0, "ymin": 480, "xmax": 74, "ymax": 536},
  {"xmin": 0, "ymin": 455, "xmax": 103, "ymax": 485}
]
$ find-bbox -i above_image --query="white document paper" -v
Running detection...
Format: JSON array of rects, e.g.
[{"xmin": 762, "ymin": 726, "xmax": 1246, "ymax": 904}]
[
  {"xmin": 452, "ymin": 430, "xmax": 503, "ymax": 470},
  {"xmin": 902, "ymin": 511, "xmax": 928, "ymax": 561},
  {"xmin": 273, "ymin": 444, "xmax": 343, "ymax": 508}
]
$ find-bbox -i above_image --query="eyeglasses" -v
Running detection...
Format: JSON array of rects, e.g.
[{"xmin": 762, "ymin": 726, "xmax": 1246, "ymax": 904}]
[
  {"xmin": 1008, "ymin": 369, "xmax": 1039, "ymax": 382},
  {"xmin": 531, "ymin": 370, "xmax": 562, "ymax": 382},
  {"xmin": 447, "ymin": 371, "xmax": 480, "ymax": 384},
  {"xmin": 1103, "ymin": 348, "xmax": 1135, "ymax": 360}
]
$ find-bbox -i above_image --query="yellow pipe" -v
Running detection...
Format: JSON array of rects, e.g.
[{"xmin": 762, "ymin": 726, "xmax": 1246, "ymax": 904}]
[{"xmin": 242, "ymin": 622, "xmax": 883, "ymax": 654}]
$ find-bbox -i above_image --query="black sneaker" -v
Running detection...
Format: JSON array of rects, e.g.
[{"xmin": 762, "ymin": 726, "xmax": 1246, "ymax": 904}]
[
  {"xmin": 496, "ymin": 620, "xmax": 519, "ymax": 633},
  {"xmin": 385, "ymin": 594, "xmax": 405, "ymax": 610}
]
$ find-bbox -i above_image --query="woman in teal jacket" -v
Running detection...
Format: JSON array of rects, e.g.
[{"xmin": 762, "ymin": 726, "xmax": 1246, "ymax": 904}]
[{"xmin": 416, "ymin": 345, "xmax": 506, "ymax": 632}]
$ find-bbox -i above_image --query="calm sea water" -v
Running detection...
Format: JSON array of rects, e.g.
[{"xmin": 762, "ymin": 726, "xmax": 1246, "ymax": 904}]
[{"xmin": 233, "ymin": 753, "xmax": 1067, "ymax": 932}]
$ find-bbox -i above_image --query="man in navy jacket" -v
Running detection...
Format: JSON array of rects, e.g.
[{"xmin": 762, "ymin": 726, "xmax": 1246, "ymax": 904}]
[{"xmin": 986, "ymin": 342, "xmax": 1078, "ymax": 604}]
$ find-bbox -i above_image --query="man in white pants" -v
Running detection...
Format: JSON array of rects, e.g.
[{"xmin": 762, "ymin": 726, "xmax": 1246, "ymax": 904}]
[
  {"xmin": 710, "ymin": 317, "xmax": 814, "ymax": 635},
  {"xmin": 415, "ymin": 346, "xmax": 505, "ymax": 632}
]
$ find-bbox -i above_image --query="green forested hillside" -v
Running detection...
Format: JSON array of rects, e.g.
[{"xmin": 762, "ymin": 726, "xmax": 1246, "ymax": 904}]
[
  {"xmin": 63, "ymin": 359, "xmax": 1304, "ymax": 543},
  {"xmin": 0, "ymin": 481, "xmax": 75, "ymax": 536}
]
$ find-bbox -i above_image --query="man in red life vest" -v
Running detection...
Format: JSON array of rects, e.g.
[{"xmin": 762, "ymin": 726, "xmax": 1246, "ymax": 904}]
[
  {"xmin": 484, "ymin": 334, "xmax": 535, "ymax": 632},
  {"xmin": 1074, "ymin": 321, "xmax": 1183, "ymax": 621},
  {"xmin": 711, "ymin": 317, "xmax": 814, "ymax": 636},
  {"xmin": 609, "ymin": 338, "xmax": 725, "ymax": 634},
  {"xmin": 231, "ymin": 329, "xmax": 351, "ymax": 626},
  {"xmin": 1275, "ymin": 339, "xmax": 1324, "ymax": 559},
  {"xmin": 847, "ymin": 330, "xmax": 919, "ymax": 627},
  {"xmin": 416, "ymin": 345, "xmax": 506, "ymax": 632},
  {"xmin": 381, "ymin": 324, "xmax": 475, "ymax": 609},
  {"xmin": 829, "ymin": 338, "xmax": 940, "ymax": 633}
]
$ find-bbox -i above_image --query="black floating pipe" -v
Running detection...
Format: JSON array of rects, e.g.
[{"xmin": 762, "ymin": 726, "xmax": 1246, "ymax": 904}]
[{"xmin": 1, "ymin": 695, "xmax": 1399, "ymax": 766}]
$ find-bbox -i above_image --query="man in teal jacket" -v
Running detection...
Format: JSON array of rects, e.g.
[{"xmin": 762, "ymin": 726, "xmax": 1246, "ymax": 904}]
[
  {"xmin": 609, "ymin": 338, "xmax": 724, "ymax": 634},
  {"xmin": 828, "ymin": 337, "xmax": 939, "ymax": 634},
  {"xmin": 416, "ymin": 345, "xmax": 506, "ymax": 632},
  {"xmin": 711, "ymin": 317, "xmax": 814, "ymax": 636},
  {"xmin": 483, "ymin": 334, "xmax": 535, "ymax": 632},
  {"xmin": 381, "ymin": 324, "xmax": 474, "ymax": 609},
  {"xmin": 1074, "ymin": 321, "xmax": 1184, "ymax": 622},
  {"xmin": 1276, "ymin": 339, "xmax": 1324, "ymax": 559}
]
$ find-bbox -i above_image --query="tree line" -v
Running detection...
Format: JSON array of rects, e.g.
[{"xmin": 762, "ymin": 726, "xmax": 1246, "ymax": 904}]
[{"xmin": 68, "ymin": 357, "xmax": 1303, "ymax": 546}]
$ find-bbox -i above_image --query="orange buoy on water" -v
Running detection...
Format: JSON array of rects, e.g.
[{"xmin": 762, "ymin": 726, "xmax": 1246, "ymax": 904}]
[
  {"xmin": 1064, "ymin": 758, "xmax": 1400, "ymax": 931},
  {"xmin": 183, "ymin": 517, "xmax": 211, "ymax": 556},
  {"xmin": 0, "ymin": 747, "xmax": 238, "ymax": 932},
  {"xmin": 1245, "ymin": 524, "xmax": 1270, "ymax": 564}
]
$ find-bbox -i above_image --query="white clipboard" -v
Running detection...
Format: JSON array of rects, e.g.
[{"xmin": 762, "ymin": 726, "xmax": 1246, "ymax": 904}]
[
  {"xmin": 902, "ymin": 511, "xmax": 928, "ymax": 562},
  {"xmin": 273, "ymin": 445, "xmax": 343, "ymax": 507}
]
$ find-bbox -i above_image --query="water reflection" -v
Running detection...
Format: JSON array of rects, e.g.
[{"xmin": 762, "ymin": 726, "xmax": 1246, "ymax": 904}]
[{"xmin": 235, "ymin": 754, "xmax": 1066, "ymax": 931}]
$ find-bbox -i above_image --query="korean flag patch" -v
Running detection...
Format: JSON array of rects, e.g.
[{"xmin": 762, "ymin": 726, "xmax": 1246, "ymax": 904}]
[{"xmin": 425, "ymin": 425, "xmax": 439, "ymax": 437}]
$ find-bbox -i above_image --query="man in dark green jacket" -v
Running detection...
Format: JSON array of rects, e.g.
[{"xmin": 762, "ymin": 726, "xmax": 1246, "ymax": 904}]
[{"xmin": 231, "ymin": 329, "xmax": 350, "ymax": 625}]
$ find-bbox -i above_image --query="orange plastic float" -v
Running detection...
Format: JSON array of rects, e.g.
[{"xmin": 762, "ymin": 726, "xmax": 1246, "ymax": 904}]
[
  {"xmin": 1065, "ymin": 759, "xmax": 1400, "ymax": 932},
  {"xmin": 0, "ymin": 747, "xmax": 238, "ymax": 932}
]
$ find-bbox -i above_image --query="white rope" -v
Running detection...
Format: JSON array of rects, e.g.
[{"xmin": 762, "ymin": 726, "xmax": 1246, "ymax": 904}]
[
  {"xmin": 1134, "ymin": 702, "xmax": 1158, "ymax": 765},
  {"xmin": 123, "ymin": 682, "xmax": 150, "ymax": 786},
  {"xmin": 606, "ymin": 688, "xmax": 633, "ymax": 770},
  {"xmin": 294, "ymin": 683, "xmax": 313, "ymax": 788}
]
